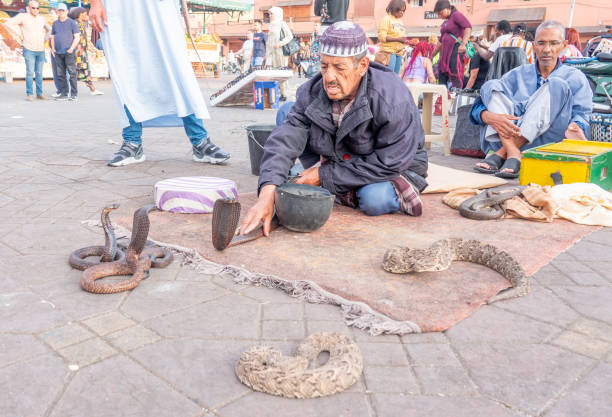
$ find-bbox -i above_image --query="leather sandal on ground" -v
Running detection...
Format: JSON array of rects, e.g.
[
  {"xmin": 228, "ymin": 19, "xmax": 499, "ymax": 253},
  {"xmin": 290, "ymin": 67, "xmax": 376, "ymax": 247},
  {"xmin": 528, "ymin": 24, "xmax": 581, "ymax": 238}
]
[
  {"xmin": 495, "ymin": 157, "xmax": 521, "ymax": 179},
  {"xmin": 473, "ymin": 153, "xmax": 505, "ymax": 174}
]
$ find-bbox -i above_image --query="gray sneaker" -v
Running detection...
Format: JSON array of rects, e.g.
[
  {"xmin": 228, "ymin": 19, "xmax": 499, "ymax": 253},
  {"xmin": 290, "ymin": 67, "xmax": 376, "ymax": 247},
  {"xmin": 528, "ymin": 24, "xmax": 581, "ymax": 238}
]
[
  {"xmin": 107, "ymin": 142, "xmax": 146, "ymax": 167},
  {"xmin": 192, "ymin": 138, "xmax": 230, "ymax": 164}
]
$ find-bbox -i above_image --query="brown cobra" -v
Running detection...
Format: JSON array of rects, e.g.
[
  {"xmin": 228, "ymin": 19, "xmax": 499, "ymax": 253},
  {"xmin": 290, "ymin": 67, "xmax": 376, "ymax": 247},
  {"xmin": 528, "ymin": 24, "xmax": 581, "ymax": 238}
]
[
  {"xmin": 211, "ymin": 199, "xmax": 279, "ymax": 251},
  {"xmin": 73, "ymin": 204, "xmax": 173, "ymax": 294}
]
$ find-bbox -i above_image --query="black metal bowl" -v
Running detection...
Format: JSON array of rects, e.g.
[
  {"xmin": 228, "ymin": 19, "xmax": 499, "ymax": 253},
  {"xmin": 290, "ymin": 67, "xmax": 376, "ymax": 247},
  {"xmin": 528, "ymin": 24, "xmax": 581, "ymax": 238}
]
[{"xmin": 274, "ymin": 183, "xmax": 335, "ymax": 232}]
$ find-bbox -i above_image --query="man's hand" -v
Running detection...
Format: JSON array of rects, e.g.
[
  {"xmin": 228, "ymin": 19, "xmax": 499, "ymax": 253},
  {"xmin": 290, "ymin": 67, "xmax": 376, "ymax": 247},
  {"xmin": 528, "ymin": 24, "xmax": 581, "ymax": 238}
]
[
  {"xmin": 274, "ymin": 43, "xmax": 280, "ymax": 49},
  {"xmin": 89, "ymin": 0, "xmax": 108, "ymax": 33},
  {"xmin": 51, "ymin": 48, "xmax": 55, "ymax": 56},
  {"xmin": 458, "ymin": 43, "xmax": 467, "ymax": 54},
  {"xmin": 67, "ymin": 48, "xmax": 73, "ymax": 54},
  {"xmin": 240, "ymin": 185, "xmax": 276, "ymax": 236},
  {"xmin": 481, "ymin": 111, "xmax": 521, "ymax": 139},
  {"xmin": 294, "ymin": 166, "xmax": 320, "ymax": 186},
  {"xmin": 565, "ymin": 122, "xmax": 587, "ymax": 140}
]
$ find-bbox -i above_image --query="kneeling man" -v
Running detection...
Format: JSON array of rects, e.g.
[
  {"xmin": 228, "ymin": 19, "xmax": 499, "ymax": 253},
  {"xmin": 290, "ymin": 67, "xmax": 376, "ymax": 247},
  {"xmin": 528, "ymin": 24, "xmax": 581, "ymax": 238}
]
[
  {"xmin": 472, "ymin": 20, "xmax": 593, "ymax": 178},
  {"xmin": 242, "ymin": 21, "xmax": 428, "ymax": 235}
]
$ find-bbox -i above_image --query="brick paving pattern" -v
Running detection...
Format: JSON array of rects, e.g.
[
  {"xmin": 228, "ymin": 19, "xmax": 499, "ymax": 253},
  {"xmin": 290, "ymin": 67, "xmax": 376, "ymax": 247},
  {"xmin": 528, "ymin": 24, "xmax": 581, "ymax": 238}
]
[{"xmin": 1, "ymin": 76, "xmax": 611, "ymax": 417}]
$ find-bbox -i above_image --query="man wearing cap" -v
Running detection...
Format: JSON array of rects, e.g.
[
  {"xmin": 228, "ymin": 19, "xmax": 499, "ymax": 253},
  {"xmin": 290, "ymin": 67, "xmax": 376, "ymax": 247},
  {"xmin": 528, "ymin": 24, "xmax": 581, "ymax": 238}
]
[
  {"xmin": 50, "ymin": 2, "xmax": 80, "ymax": 101},
  {"xmin": 241, "ymin": 21, "xmax": 428, "ymax": 236},
  {"xmin": 4, "ymin": 1, "xmax": 51, "ymax": 101}
]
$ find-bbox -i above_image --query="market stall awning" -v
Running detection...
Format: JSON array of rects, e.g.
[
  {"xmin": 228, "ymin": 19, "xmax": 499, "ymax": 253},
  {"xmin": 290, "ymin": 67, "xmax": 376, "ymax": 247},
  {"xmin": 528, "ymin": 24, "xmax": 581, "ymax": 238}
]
[
  {"xmin": 189, "ymin": 0, "xmax": 252, "ymax": 13},
  {"xmin": 488, "ymin": 8, "xmax": 546, "ymax": 23},
  {"xmin": 259, "ymin": 0, "xmax": 311, "ymax": 11}
]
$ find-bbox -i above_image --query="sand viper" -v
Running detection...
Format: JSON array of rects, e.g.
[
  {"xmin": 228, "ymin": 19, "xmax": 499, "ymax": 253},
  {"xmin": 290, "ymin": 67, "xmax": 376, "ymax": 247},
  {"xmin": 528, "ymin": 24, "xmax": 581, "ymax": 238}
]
[
  {"xmin": 235, "ymin": 332, "xmax": 363, "ymax": 399},
  {"xmin": 383, "ymin": 238, "xmax": 529, "ymax": 303}
]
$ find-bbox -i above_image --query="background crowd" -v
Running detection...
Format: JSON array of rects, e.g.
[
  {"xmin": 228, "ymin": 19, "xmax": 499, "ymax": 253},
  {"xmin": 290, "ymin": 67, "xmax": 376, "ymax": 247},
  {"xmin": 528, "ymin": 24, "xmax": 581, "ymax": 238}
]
[{"xmin": 4, "ymin": 1, "xmax": 103, "ymax": 101}]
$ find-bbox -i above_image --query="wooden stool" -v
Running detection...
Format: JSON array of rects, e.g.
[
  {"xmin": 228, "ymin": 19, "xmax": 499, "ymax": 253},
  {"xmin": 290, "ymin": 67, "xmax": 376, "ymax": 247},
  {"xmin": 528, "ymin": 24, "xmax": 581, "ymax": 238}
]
[{"xmin": 405, "ymin": 83, "xmax": 451, "ymax": 155}]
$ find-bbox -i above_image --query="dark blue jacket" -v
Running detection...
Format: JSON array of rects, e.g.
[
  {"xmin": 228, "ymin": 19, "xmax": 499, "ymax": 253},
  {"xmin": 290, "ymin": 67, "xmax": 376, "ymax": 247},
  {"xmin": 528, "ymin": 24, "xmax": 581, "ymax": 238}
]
[{"xmin": 258, "ymin": 62, "xmax": 428, "ymax": 195}]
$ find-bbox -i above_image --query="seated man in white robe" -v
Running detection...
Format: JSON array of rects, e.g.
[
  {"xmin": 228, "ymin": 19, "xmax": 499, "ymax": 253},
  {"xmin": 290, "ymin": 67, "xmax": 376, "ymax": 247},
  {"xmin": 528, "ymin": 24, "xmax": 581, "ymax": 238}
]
[{"xmin": 89, "ymin": 0, "xmax": 230, "ymax": 167}]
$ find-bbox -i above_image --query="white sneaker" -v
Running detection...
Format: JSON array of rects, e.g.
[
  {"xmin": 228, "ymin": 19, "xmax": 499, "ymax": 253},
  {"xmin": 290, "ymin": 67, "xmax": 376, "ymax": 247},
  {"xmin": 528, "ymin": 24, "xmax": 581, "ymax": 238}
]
[
  {"xmin": 90, "ymin": 90, "xmax": 104, "ymax": 96},
  {"xmin": 51, "ymin": 92, "xmax": 61, "ymax": 98}
]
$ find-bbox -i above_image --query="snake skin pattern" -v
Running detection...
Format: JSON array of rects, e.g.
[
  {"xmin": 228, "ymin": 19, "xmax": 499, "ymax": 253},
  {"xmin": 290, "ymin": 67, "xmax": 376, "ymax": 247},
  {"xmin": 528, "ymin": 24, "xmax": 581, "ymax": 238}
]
[
  {"xmin": 459, "ymin": 185, "xmax": 526, "ymax": 220},
  {"xmin": 72, "ymin": 204, "xmax": 173, "ymax": 294},
  {"xmin": 235, "ymin": 333, "xmax": 363, "ymax": 399},
  {"xmin": 211, "ymin": 198, "xmax": 279, "ymax": 251},
  {"xmin": 383, "ymin": 238, "xmax": 530, "ymax": 303},
  {"xmin": 69, "ymin": 203, "xmax": 125, "ymax": 270}
]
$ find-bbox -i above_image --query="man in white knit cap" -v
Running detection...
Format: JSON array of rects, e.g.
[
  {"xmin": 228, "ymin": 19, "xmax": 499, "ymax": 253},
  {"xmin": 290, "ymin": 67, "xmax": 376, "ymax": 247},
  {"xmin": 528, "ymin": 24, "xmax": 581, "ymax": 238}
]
[{"xmin": 242, "ymin": 21, "xmax": 429, "ymax": 236}]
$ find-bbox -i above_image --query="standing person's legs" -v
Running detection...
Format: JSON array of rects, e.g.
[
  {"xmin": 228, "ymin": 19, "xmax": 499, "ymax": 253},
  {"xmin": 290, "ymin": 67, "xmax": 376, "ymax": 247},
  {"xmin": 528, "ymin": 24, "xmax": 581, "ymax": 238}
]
[
  {"xmin": 51, "ymin": 54, "xmax": 61, "ymax": 95},
  {"xmin": 356, "ymin": 182, "xmax": 400, "ymax": 216},
  {"xmin": 34, "ymin": 51, "xmax": 45, "ymax": 97},
  {"xmin": 65, "ymin": 53, "xmax": 78, "ymax": 99},
  {"xmin": 438, "ymin": 71, "xmax": 449, "ymax": 87},
  {"xmin": 22, "ymin": 47, "xmax": 35, "ymax": 97},
  {"xmin": 387, "ymin": 54, "xmax": 403, "ymax": 75},
  {"xmin": 55, "ymin": 53, "xmax": 69, "ymax": 98},
  {"xmin": 108, "ymin": 106, "xmax": 146, "ymax": 166},
  {"xmin": 184, "ymin": 114, "xmax": 231, "ymax": 164},
  {"xmin": 244, "ymin": 54, "xmax": 251, "ymax": 72}
]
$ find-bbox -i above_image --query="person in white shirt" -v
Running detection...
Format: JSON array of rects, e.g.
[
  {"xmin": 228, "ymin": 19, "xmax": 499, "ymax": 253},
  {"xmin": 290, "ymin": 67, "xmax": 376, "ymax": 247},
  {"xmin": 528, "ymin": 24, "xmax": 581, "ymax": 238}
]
[
  {"xmin": 475, "ymin": 20, "xmax": 512, "ymax": 61},
  {"xmin": 4, "ymin": 1, "xmax": 51, "ymax": 100},
  {"xmin": 238, "ymin": 30, "xmax": 254, "ymax": 73}
]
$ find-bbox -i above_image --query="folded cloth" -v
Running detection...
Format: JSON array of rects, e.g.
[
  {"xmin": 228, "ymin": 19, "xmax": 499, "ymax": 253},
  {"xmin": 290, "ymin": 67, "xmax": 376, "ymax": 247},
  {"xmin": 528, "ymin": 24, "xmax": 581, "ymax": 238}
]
[
  {"xmin": 391, "ymin": 175, "xmax": 423, "ymax": 216},
  {"xmin": 549, "ymin": 183, "xmax": 612, "ymax": 227}
]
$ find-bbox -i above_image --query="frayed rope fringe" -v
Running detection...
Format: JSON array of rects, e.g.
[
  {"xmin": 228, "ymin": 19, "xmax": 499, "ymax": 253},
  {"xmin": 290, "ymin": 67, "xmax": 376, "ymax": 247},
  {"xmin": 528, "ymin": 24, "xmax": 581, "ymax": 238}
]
[{"xmin": 82, "ymin": 220, "xmax": 422, "ymax": 336}]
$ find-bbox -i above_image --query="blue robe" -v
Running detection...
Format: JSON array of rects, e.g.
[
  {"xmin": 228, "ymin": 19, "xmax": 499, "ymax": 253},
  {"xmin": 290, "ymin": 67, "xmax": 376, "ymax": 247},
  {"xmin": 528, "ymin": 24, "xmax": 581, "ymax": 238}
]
[{"xmin": 471, "ymin": 61, "xmax": 593, "ymax": 154}]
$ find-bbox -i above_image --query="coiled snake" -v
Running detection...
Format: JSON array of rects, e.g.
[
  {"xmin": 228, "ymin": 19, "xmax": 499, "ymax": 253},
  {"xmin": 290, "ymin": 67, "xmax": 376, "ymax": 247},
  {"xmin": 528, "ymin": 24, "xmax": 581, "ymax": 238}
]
[
  {"xmin": 383, "ymin": 238, "xmax": 530, "ymax": 303},
  {"xmin": 235, "ymin": 332, "xmax": 363, "ymax": 398},
  {"xmin": 69, "ymin": 204, "xmax": 173, "ymax": 294},
  {"xmin": 459, "ymin": 185, "xmax": 526, "ymax": 220}
]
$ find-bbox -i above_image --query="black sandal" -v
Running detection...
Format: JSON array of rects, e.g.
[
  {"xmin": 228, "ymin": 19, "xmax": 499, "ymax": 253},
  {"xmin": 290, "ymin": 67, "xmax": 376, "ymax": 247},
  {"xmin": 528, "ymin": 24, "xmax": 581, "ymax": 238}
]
[
  {"xmin": 495, "ymin": 157, "xmax": 521, "ymax": 179},
  {"xmin": 474, "ymin": 154, "xmax": 505, "ymax": 174}
]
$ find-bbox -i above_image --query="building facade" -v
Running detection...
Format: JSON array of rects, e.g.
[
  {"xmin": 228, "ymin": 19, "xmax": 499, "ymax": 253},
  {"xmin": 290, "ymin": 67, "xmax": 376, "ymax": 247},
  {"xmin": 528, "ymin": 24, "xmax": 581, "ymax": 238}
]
[{"xmin": 197, "ymin": 0, "xmax": 612, "ymax": 55}]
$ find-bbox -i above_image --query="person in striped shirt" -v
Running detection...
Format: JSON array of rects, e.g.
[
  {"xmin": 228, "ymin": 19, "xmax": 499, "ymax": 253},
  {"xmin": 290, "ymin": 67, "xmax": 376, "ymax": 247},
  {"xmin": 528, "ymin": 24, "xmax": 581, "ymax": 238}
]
[{"xmin": 501, "ymin": 24, "xmax": 535, "ymax": 64}]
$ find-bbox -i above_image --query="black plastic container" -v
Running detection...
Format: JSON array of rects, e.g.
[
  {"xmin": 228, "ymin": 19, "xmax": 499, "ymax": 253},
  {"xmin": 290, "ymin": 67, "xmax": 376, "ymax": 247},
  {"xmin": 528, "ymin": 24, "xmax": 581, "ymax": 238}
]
[
  {"xmin": 246, "ymin": 124, "xmax": 276, "ymax": 176},
  {"xmin": 274, "ymin": 183, "xmax": 335, "ymax": 232}
]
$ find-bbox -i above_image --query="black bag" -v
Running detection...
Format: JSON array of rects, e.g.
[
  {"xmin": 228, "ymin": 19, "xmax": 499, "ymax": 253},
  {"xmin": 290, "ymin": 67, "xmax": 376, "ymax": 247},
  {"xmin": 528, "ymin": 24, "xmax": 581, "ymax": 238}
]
[
  {"xmin": 451, "ymin": 104, "xmax": 485, "ymax": 158},
  {"xmin": 281, "ymin": 27, "xmax": 301, "ymax": 57},
  {"xmin": 306, "ymin": 61, "xmax": 321, "ymax": 78}
]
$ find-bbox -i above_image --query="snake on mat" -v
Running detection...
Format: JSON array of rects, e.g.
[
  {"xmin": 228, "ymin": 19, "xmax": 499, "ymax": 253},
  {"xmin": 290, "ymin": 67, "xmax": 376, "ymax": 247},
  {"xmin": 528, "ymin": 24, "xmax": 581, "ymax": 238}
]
[
  {"xmin": 70, "ymin": 204, "xmax": 173, "ymax": 294},
  {"xmin": 383, "ymin": 238, "xmax": 529, "ymax": 303},
  {"xmin": 459, "ymin": 185, "xmax": 527, "ymax": 220},
  {"xmin": 235, "ymin": 332, "xmax": 363, "ymax": 399},
  {"xmin": 211, "ymin": 198, "xmax": 279, "ymax": 250}
]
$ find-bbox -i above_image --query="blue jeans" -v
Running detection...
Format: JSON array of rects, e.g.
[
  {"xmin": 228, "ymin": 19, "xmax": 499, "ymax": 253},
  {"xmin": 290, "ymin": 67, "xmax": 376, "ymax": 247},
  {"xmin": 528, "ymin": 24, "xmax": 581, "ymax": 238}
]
[
  {"xmin": 23, "ymin": 47, "xmax": 45, "ymax": 96},
  {"xmin": 252, "ymin": 56, "xmax": 264, "ymax": 67},
  {"xmin": 121, "ymin": 106, "xmax": 208, "ymax": 146},
  {"xmin": 387, "ymin": 54, "xmax": 403, "ymax": 75},
  {"xmin": 356, "ymin": 182, "xmax": 400, "ymax": 216},
  {"xmin": 275, "ymin": 102, "xmax": 400, "ymax": 216},
  {"xmin": 50, "ymin": 54, "xmax": 62, "ymax": 94}
]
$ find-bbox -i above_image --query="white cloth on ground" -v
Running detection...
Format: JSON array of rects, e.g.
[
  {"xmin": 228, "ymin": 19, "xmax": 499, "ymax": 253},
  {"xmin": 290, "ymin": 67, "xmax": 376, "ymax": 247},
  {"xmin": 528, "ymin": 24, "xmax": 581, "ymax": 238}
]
[
  {"xmin": 549, "ymin": 183, "xmax": 612, "ymax": 227},
  {"xmin": 100, "ymin": 0, "xmax": 209, "ymax": 128}
]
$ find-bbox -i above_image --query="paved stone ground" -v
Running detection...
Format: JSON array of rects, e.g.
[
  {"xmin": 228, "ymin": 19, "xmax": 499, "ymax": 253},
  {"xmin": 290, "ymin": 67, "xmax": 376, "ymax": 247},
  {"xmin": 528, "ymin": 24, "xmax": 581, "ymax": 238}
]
[{"xmin": 1, "ymin": 76, "xmax": 611, "ymax": 417}]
